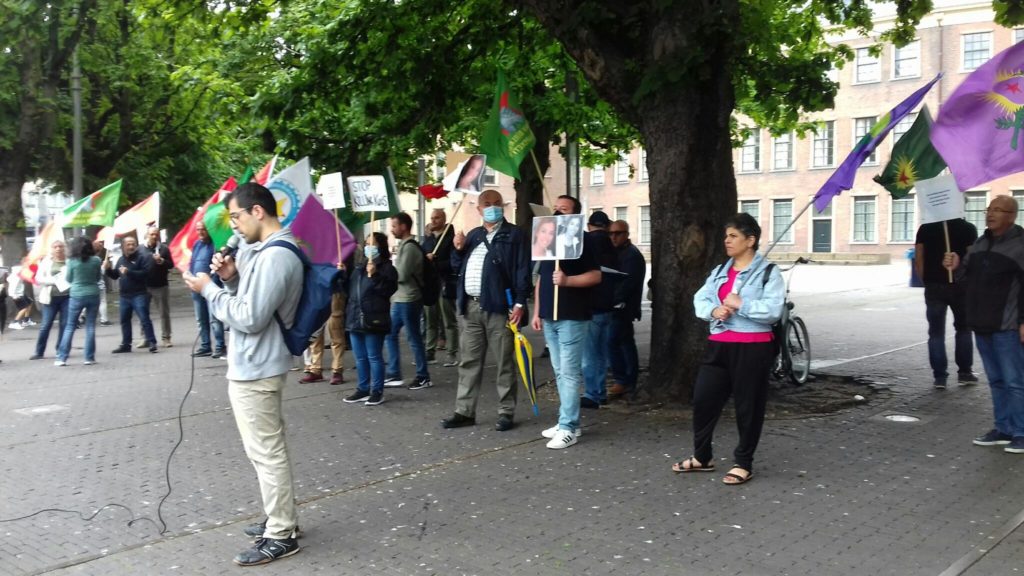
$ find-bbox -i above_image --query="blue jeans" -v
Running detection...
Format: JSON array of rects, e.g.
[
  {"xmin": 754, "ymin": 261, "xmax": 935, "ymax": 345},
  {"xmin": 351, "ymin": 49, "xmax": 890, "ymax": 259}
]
[
  {"xmin": 120, "ymin": 293, "xmax": 157, "ymax": 347},
  {"xmin": 543, "ymin": 319, "xmax": 588, "ymax": 431},
  {"xmin": 58, "ymin": 295, "xmax": 99, "ymax": 362},
  {"xmin": 34, "ymin": 295, "xmax": 69, "ymax": 357},
  {"xmin": 924, "ymin": 283, "xmax": 973, "ymax": 379},
  {"xmin": 976, "ymin": 330, "xmax": 1024, "ymax": 438},
  {"xmin": 385, "ymin": 301, "xmax": 429, "ymax": 380},
  {"xmin": 609, "ymin": 310, "xmax": 639, "ymax": 389},
  {"xmin": 582, "ymin": 312, "xmax": 610, "ymax": 402},
  {"xmin": 192, "ymin": 293, "xmax": 225, "ymax": 352},
  {"xmin": 351, "ymin": 331, "xmax": 386, "ymax": 394}
]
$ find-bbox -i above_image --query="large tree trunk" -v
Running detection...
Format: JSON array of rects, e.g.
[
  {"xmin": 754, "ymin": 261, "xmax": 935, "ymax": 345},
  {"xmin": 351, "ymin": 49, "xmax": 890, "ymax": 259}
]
[{"xmin": 520, "ymin": 0, "xmax": 740, "ymax": 402}]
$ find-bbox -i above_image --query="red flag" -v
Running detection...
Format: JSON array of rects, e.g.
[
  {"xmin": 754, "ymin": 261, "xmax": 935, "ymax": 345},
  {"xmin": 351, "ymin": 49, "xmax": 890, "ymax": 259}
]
[
  {"xmin": 254, "ymin": 156, "xmax": 277, "ymax": 185},
  {"xmin": 20, "ymin": 221, "xmax": 66, "ymax": 284},
  {"xmin": 169, "ymin": 177, "xmax": 237, "ymax": 272},
  {"xmin": 418, "ymin": 183, "xmax": 448, "ymax": 199}
]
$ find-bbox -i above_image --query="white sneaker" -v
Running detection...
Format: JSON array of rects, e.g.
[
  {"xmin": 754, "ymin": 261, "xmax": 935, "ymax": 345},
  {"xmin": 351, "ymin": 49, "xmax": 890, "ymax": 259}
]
[
  {"xmin": 8, "ymin": 322, "xmax": 24, "ymax": 330},
  {"xmin": 83, "ymin": 360, "xmax": 96, "ymax": 366},
  {"xmin": 53, "ymin": 360, "xmax": 66, "ymax": 367},
  {"xmin": 383, "ymin": 377, "xmax": 404, "ymax": 388},
  {"xmin": 25, "ymin": 319, "xmax": 37, "ymax": 326},
  {"xmin": 545, "ymin": 429, "xmax": 578, "ymax": 449},
  {"xmin": 541, "ymin": 424, "xmax": 582, "ymax": 439}
]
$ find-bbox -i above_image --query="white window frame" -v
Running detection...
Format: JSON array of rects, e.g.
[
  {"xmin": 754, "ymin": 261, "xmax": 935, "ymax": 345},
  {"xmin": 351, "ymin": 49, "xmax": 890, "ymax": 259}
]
[
  {"xmin": 811, "ymin": 121, "xmax": 835, "ymax": 169},
  {"xmin": 638, "ymin": 205, "xmax": 651, "ymax": 244},
  {"xmin": 483, "ymin": 167, "xmax": 499, "ymax": 186},
  {"xmin": 740, "ymin": 128, "xmax": 761, "ymax": 173},
  {"xmin": 891, "ymin": 112, "xmax": 918, "ymax": 146},
  {"xmin": 965, "ymin": 190, "xmax": 988, "ymax": 231},
  {"xmin": 771, "ymin": 132, "xmax": 794, "ymax": 171},
  {"xmin": 772, "ymin": 199, "xmax": 794, "ymax": 244},
  {"xmin": 962, "ymin": 31, "xmax": 993, "ymax": 72},
  {"xmin": 614, "ymin": 154, "xmax": 630, "ymax": 183},
  {"xmin": 892, "ymin": 40, "xmax": 921, "ymax": 80},
  {"xmin": 614, "ymin": 206, "xmax": 628, "ymax": 223},
  {"xmin": 1015, "ymin": 28, "xmax": 1024, "ymax": 44},
  {"xmin": 851, "ymin": 196, "xmax": 878, "ymax": 244},
  {"xmin": 1013, "ymin": 190, "xmax": 1024, "ymax": 223},
  {"xmin": 590, "ymin": 166, "xmax": 605, "ymax": 186},
  {"xmin": 639, "ymin": 148, "xmax": 649, "ymax": 181},
  {"xmin": 739, "ymin": 200, "xmax": 760, "ymax": 223},
  {"xmin": 854, "ymin": 47, "xmax": 881, "ymax": 84},
  {"xmin": 889, "ymin": 195, "xmax": 916, "ymax": 243},
  {"xmin": 854, "ymin": 117, "xmax": 879, "ymax": 165}
]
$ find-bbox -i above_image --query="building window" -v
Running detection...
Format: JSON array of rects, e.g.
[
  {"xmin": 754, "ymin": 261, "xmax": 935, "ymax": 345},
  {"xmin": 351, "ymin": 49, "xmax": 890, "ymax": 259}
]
[
  {"xmin": 614, "ymin": 154, "xmax": 630, "ymax": 183},
  {"xmin": 812, "ymin": 121, "xmax": 835, "ymax": 168},
  {"xmin": 854, "ymin": 117, "xmax": 878, "ymax": 164},
  {"xmin": 1014, "ymin": 191, "xmax": 1024, "ymax": 222},
  {"xmin": 855, "ymin": 47, "xmax": 880, "ymax": 83},
  {"xmin": 1016, "ymin": 29, "xmax": 1024, "ymax": 44},
  {"xmin": 892, "ymin": 112, "xmax": 918, "ymax": 144},
  {"xmin": 891, "ymin": 196, "xmax": 915, "ymax": 242},
  {"xmin": 639, "ymin": 148, "xmax": 649, "ymax": 181},
  {"xmin": 965, "ymin": 191, "xmax": 987, "ymax": 231},
  {"xmin": 853, "ymin": 197, "xmax": 877, "ymax": 242},
  {"xmin": 893, "ymin": 40, "xmax": 920, "ymax": 79},
  {"xmin": 639, "ymin": 205, "xmax": 651, "ymax": 244},
  {"xmin": 740, "ymin": 129, "xmax": 761, "ymax": 172},
  {"xmin": 614, "ymin": 206, "xmax": 628, "ymax": 223},
  {"xmin": 772, "ymin": 132, "xmax": 793, "ymax": 170},
  {"xmin": 772, "ymin": 199, "xmax": 793, "ymax": 243},
  {"xmin": 740, "ymin": 200, "xmax": 760, "ymax": 222},
  {"xmin": 590, "ymin": 167, "xmax": 605, "ymax": 186},
  {"xmin": 590, "ymin": 206, "xmax": 603, "ymax": 215},
  {"xmin": 483, "ymin": 167, "xmax": 498, "ymax": 186},
  {"xmin": 963, "ymin": 32, "xmax": 992, "ymax": 71}
]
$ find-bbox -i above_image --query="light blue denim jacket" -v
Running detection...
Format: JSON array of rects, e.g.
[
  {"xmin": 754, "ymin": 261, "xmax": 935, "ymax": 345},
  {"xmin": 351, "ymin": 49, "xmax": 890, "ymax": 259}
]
[{"xmin": 693, "ymin": 253, "xmax": 785, "ymax": 335}]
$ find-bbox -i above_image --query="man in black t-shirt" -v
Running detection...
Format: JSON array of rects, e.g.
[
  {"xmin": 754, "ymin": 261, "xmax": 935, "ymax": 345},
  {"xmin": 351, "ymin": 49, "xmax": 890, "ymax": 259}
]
[
  {"xmin": 531, "ymin": 195, "xmax": 601, "ymax": 450},
  {"xmin": 914, "ymin": 218, "xmax": 978, "ymax": 387}
]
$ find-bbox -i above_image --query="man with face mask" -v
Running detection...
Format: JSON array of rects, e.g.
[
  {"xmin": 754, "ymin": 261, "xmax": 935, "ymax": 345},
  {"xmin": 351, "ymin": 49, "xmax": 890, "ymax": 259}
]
[{"xmin": 441, "ymin": 189, "xmax": 531, "ymax": 432}]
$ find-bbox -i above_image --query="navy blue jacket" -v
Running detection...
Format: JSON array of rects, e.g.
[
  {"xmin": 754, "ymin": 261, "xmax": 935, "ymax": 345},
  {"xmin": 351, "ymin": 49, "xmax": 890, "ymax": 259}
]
[
  {"xmin": 451, "ymin": 219, "xmax": 531, "ymax": 320},
  {"xmin": 344, "ymin": 257, "xmax": 398, "ymax": 333},
  {"xmin": 105, "ymin": 250, "xmax": 153, "ymax": 296},
  {"xmin": 613, "ymin": 241, "xmax": 647, "ymax": 321},
  {"xmin": 422, "ymin": 227, "xmax": 457, "ymax": 299}
]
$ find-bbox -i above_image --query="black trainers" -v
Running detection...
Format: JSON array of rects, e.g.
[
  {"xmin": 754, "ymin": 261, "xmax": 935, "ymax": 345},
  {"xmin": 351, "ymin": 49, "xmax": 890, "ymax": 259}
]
[
  {"xmin": 343, "ymin": 390, "xmax": 370, "ymax": 403},
  {"xmin": 192, "ymin": 349, "xmax": 212, "ymax": 358},
  {"xmin": 974, "ymin": 429, "xmax": 1013, "ymax": 446},
  {"xmin": 112, "ymin": 346, "xmax": 131, "ymax": 354},
  {"xmin": 408, "ymin": 376, "xmax": 432, "ymax": 390},
  {"xmin": 958, "ymin": 372, "xmax": 980, "ymax": 384},
  {"xmin": 148, "ymin": 342, "xmax": 158, "ymax": 353},
  {"xmin": 212, "ymin": 348, "xmax": 228, "ymax": 359},
  {"xmin": 441, "ymin": 412, "xmax": 475, "ymax": 429},
  {"xmin": 364, "ymin": 391, "xmax": 384, "ymax": 406},
  {"xmin": 233, "ymin": 537, "xmax": 300, "ymax": 566},
  {"xmin": 933, "ymin": 377, "xmax": 947, "ymax": 389},
  {"xmin": 495, "ymin": 414, "xmax": 514, "ymax": 432}
]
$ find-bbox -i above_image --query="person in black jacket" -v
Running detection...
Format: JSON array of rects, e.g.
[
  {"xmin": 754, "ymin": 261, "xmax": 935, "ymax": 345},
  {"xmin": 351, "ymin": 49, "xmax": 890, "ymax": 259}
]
[
  {"xmin": 581, "ymin": 211, "xmax": 618, "ymax": 409},
  {"xmin": 441, "ymin": 190, "xmax": 532, "ymax": 432},
  {"xmin": 342, "ymin": 232, "xmax": 398, "ymax": 406},
  {"xmin": 607, "ymin": 220, "xmax": 647, "ymax": 398},
  {"xmin": 140, "ymin": 226, "xmax": 175, "ymax": 347},
  {"xmin": 422, "ymin": 209, "xmax": 459, "ymax": 367},
  {"xmin": 104, "ymin": 236, "xmax": 158, "ymax": 353}
]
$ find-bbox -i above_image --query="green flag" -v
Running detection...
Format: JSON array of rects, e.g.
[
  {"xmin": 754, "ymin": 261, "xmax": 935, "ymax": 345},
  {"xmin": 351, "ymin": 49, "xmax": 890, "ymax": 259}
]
[
  {"xmin": 479, "ymin": 70, "xmax": 536, "ymax": 180},
  {"xmin": 873, "ymin": 106, "xmax": 947, "ymax": 199},
  {"xmin": 239, "ymin": 166, "xmax": 255, "ymax": 184},
  {"xmin": 61, "ymin": 179, "xmax": 122, "ymax": 227},
  {"xmin": 202, "ymin": 202, "xmax": 235, "ymax": 250}
]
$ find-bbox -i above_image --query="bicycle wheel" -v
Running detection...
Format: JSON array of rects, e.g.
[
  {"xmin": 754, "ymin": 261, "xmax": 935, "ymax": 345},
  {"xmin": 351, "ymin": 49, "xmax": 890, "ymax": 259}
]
[{"xmin": 786, "ymin": 316, "xmax": 811, "ymax": 384}]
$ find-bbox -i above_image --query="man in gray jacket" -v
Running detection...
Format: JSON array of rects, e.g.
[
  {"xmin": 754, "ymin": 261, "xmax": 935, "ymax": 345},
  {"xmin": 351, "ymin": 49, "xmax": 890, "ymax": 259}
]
[{"xmin": 183, "ymin": 183, "xmax": 304, "ymax": 566}]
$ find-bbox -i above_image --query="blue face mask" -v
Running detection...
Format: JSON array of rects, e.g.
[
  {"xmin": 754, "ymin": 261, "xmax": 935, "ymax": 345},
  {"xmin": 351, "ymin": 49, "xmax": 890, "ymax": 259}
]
[
  {"xmin": 482, "ymin": 206, "xmax": 503, "ymax": 223},
  {"xmin": 364, "ymin": 245, "xmax": 379, "ymax": 260}
]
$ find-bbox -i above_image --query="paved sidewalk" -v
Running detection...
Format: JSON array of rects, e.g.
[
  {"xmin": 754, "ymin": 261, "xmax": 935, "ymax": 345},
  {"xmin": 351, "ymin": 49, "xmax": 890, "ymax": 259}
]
[{"xmin": 1, "ymin": 274, "xmax": 1023, "ymax": 575}]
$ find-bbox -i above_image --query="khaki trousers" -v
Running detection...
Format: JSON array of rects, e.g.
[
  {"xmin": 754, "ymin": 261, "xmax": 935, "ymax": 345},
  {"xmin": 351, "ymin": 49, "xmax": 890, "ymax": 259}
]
[
  {"xmin": 425, "ymin": 297, "xmax": 459, "ymax": 361},
  {"xmin": 307, "ymin": 292, "xmax": 347, "ymax": 374},
  {"xmin": 228, "ymin": 374, "xmax": 299, "ymax": 540},
  {"xmin": 454, "ymin": 300, "xmax": 517, "ymax": 418}
]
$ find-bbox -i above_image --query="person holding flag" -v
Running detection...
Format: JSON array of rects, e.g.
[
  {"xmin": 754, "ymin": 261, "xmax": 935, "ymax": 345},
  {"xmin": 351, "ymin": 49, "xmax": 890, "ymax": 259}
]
[{"xmin": 29, "ymin": 239, "xmax": 70, "ymax": 360}]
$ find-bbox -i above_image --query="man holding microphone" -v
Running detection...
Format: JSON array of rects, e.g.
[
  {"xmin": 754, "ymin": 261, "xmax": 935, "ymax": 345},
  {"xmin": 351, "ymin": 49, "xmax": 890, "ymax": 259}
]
[{"xmin": 183, "ymin": 183, "xmax": 305, "ymax": 566}]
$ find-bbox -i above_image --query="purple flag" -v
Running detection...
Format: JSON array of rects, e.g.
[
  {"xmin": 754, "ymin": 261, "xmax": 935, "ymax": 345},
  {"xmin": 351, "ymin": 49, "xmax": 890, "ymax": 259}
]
[
  {"xmin": 289, "ymin": 193, "xmax": 357, "ymax": 266},
  {"xmin": 813, "ymin": 75, "xmax": 941, "ymax": 212},
  {"xmin": 931, "ymin": 42, "xmax": 1024, "ymax": 191}
]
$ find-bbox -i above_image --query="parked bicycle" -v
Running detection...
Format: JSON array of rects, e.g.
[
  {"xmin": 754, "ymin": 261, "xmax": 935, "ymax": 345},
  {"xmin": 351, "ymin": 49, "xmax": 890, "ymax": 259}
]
[{"xmin": 773, "ymin": 257, "xmax": 811, "ymax": 384}]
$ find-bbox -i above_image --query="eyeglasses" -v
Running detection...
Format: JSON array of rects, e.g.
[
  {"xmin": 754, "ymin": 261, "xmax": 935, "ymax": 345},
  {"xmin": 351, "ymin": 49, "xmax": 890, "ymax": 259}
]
[
  {"xmin": 986, "ymin": 207, "xmax": 1015, "ymax": 214},
  {"xmin": 229, "ymin": 207, "xmax": 252, "ymax": 222}
]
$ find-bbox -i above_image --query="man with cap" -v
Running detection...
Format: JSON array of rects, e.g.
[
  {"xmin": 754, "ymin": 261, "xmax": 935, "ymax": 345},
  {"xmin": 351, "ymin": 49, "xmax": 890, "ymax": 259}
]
[{"xmin": 580, "ymin": 210, "xmax": 618, "ymax": 409}]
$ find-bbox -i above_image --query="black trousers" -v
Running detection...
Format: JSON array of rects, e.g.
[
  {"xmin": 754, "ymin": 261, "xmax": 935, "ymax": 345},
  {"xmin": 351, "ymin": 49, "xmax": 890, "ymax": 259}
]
[{"xmin": 692, "ymin": 340, "xmax": 775, "ymax": 471}]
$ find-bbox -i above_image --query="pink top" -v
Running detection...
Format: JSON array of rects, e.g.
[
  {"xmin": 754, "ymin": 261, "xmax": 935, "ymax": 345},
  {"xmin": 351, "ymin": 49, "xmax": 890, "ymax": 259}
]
[{"xmin": 709, "ymin": 267, "xmax": 773, "ymax": 343}]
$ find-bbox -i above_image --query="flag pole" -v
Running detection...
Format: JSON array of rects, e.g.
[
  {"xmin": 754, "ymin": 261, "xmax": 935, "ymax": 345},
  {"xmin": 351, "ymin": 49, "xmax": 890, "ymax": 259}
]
[
  {"xmin": 432, "ymin": 197, "xmax": 466, "ymax": 256},
  {"xmin": 943, "ymin": 221, "xmax": 953, "ymax": 283},
  {"xmin": 731, "ymin": 197, "xmax": 815, "ymax": 295},
  {"xmin": 334, "ymin": 208, "xmax": 342, "ymax": 268},
  {"xmin": 529, "ymin": 149, "xmax": 555, "ymax": 207},
  {"xmin": 553, "ymin": 260, "xmax": 560, "ymax": 321}
]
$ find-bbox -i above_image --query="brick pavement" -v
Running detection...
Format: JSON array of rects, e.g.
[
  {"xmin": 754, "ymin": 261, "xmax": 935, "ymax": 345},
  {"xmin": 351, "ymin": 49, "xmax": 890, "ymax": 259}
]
[{"xmin": 2, "ymin": 281, "xmax": 1024, "ymax": 575}]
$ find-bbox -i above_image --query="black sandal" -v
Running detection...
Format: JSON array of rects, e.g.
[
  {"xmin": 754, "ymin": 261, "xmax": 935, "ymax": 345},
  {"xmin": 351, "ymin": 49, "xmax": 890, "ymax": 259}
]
[
  {"xmin": 671, "ymin": 457, "xmax": 715, "ymax": 473},
  {"xmin": 722, "ymin": 467, "xmax": 753, "ymax": 485}
]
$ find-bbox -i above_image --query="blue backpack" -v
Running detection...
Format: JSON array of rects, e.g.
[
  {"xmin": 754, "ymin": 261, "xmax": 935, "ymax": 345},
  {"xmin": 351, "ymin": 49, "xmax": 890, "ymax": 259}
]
[{"xmin": 267, "ymin": 240, "xmax": 344, "ymax": 356}]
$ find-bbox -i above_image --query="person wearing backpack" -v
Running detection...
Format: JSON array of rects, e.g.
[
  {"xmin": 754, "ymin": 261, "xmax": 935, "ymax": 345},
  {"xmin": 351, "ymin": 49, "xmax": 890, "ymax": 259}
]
[
  {"xmin": 383, "ymin": 212, "xmax": 432, "ymax": 390},
  {"xmin": 673, "ymin": 213, "xmax": 784, "ymax": 486},
  {"xmin": 342, "ymin": 232, "xmax": 398, "ymax": 406},
  {"xmin": 182, "ymin": 183, "xmax": 304, "ymax": 566}
]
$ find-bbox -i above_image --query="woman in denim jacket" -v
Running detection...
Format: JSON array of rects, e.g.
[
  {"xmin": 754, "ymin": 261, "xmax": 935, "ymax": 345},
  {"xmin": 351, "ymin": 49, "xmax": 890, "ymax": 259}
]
[{"xmin": 673, "ymin": 213, "xmax": 784, "ymax": 485}]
